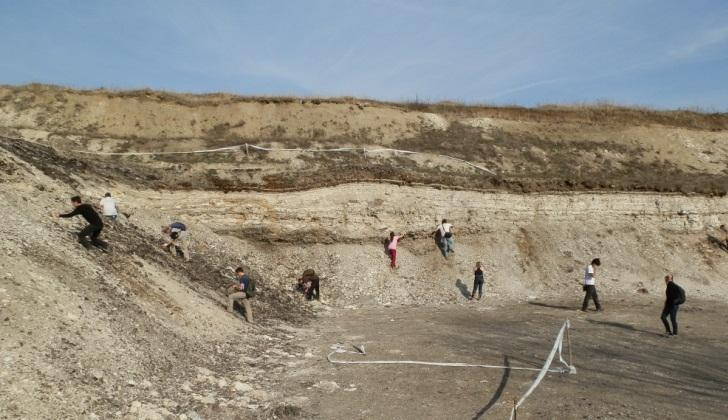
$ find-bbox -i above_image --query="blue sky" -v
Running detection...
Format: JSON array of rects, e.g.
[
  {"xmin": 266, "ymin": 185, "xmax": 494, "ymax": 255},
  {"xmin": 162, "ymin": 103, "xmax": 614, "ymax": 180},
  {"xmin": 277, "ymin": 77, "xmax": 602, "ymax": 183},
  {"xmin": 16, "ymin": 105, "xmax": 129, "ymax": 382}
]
[{"xmin": 1, "ymin": 0, "xmax": 727, "ymax": 109}]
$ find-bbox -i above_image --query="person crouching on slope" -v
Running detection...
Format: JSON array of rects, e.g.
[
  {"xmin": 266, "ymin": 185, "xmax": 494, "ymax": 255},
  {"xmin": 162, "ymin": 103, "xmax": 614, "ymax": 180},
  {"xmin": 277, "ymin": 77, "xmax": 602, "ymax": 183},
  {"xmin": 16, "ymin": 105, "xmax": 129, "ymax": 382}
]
[
  {"xmin": 56, "ymin": 196, "xmax": 106, "ymax": 249},
  {"xmin": 99, "ymin": 192, "xmax": 119, "ymax": 221},
  {"xmin": 162, "ymin": 222, "xmax": 190, "ymax": 262},
  {"xmin": 227, "ymin": 267, "xmax": 254, "ymax": 323}
]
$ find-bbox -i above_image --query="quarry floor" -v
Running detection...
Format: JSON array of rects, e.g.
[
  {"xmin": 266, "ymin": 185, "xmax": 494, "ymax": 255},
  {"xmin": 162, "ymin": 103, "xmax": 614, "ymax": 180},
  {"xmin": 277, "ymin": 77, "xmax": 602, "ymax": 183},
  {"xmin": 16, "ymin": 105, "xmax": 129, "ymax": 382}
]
[{"xmin": 284, "ymin": 298, "xmax": 728, "ymax": 419}]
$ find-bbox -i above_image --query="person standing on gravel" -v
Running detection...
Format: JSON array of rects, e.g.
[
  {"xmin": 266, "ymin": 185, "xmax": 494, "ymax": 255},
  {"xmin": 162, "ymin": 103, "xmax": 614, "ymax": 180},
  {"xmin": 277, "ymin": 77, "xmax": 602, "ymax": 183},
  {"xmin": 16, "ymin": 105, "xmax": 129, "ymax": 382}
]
[
  {"xmin": 434, "ymin": 219, "xmax": 454, "ymax": 258},
  {"xmin": 581, "ymin": 258, "xmax": 602, "ymax": 311},
  {"xmin": 162, "ymin": 222, "xmax": 190, "ymax": 262},
  {"xmin": 57, "ymin": 196, "xmax": 106, "ymax": 250},
  {"xmin": 469, "ymin": 261, "xmax": 485, "ymax": 300},
  {"xmin": 387, "ymin": 231, "xmax": 404, "ymax": 269},
  {"xmin": 661, "ymin": 274, "xmax": 685, "ymax": 336},
  {"xmin": 228, "ymin": 267, "xmax": 254, "ymax": 323},
  {"xmin": 99, "ymin": 192, "xmax": 119, "ymax": 221}
]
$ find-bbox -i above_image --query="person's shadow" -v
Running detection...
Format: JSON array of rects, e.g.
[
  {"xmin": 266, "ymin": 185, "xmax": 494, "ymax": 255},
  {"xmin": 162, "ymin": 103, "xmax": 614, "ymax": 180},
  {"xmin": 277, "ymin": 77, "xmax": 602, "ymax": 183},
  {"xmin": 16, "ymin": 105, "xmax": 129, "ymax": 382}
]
[
  {"xmin": 528, "ymin": 301, "xmax": 574, "ymax": 311},
  {"xmin": 707, "ymin": 234, "xmax": 728, "ymax": 252},
  {"xmin": 455, "ymin": 279, "xmax": 470, "ymax": 299},
  {"xmin": 473, "ymin": 355, "xmax": 510, "ymax": 419},
  {"xmin": 586, "ymin": 319, "xmax": 663, "ymax": 336}
]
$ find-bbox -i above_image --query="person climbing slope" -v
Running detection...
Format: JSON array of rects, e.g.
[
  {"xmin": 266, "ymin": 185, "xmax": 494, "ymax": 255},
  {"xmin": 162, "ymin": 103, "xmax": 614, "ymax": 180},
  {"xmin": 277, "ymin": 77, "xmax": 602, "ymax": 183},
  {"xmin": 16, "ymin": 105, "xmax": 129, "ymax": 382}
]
[
  {"xmin": 387, "ymin": 231, "xmax": 405, "ymax": 269},
  {"xmin": 56, "ymin": 196, "xmax": 107, "ymax": 250},
  {"xmin": 99, "ymin": 192, "xmax": 119, "ymax": 221},
  {"xmin": 227, "ymin": 267, "xmax": 254, "ymax": 323},
  {"xmin": 433, "ymin": 219, "xmax": 454, "ymax": 258}
]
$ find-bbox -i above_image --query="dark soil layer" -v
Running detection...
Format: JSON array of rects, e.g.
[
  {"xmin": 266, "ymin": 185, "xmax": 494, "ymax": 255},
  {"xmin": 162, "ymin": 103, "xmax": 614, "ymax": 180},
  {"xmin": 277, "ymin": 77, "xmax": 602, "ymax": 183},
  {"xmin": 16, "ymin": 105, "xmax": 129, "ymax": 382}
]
[{"xmin": 2, "ymin": 135, "xmax": 727, "ymax": 195}]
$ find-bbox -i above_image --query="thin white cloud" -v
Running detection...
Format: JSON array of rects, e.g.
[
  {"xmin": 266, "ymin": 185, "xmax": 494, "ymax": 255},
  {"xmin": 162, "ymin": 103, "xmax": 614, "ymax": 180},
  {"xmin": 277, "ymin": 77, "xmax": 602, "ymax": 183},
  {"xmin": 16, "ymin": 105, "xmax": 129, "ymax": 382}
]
[
  {"xmin": 670, "ymin": 25, "xmax": 728, "ymax": 59},
  {"xmin": 485, "ymin": 77, "xmax": 566, "ymax": 101}
]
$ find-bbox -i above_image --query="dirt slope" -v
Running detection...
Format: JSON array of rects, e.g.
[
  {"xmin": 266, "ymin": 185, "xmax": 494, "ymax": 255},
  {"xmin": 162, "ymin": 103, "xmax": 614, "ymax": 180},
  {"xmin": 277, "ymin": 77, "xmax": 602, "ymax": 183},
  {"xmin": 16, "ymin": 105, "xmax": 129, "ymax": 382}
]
[
  {"xmin": 2, "ymin": 84, "xmax": 728, "ymax": 194},
  {"xmin": 0, "ymin": 144, "xmax": 313, "ymax": 419}
]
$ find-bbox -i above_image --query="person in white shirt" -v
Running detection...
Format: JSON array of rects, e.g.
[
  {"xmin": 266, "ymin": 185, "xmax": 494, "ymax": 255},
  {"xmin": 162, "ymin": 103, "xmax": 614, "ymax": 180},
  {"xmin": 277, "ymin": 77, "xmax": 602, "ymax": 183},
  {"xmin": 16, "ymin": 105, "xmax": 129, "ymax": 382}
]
[
  {"xmin": 581, "ymin": 258, "xmax": 602, "ymax": 311},
  {"xmin": 433, "ymin": 219, "xmax": 454, "ymax": 258},
  {"xmin": 99, "ymin": 193, "xmax": 119, "ymax": 220}
]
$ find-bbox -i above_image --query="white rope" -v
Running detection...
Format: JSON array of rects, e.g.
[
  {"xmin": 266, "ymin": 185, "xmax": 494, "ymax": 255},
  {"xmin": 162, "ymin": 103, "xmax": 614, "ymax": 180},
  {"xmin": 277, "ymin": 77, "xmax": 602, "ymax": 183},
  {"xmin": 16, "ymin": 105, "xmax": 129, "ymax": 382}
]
[
  {"xmin": 327, "ymin": 347, "xmax": 569, "ymax": 373},
  {"xmin": 327, "ymin": 321, "xmax": 573, "ymax": 377},
  {"xmin": 73, "ymin": 145, "xmax": 245, "ymax": 156},
  {"xmin": 325, "ymin": 320, "xmax": 574, "ymax": 419},
  {"xmin": 509, "ymin": 320, "xmax": 574, "ymax": 420}
]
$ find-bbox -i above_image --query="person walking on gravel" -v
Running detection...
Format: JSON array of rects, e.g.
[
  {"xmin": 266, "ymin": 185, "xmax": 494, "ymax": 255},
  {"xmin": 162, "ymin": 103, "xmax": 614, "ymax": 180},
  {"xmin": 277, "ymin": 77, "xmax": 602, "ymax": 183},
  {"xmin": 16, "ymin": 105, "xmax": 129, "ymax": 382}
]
[
  {"xmin": 661, "ymin": 274, "xmax": 685, "ymax": 336},
  {"xmin": 228, "ymin": 267, "xmax": 254, "ymax": 323},
  {"xmin": 99, "ymin": 192, "xmax": 119, "ymax": 221},
  {"xmin": 57, "ymin": 196, "xmax": 106, "ymax": 250},
  {"xmin": 162, "ymin": 222, "xmax": 190, "ymax": 262},
  {"xmin": 387, "ymin": 231, "xmax": 404, "ymax": 269},
  {"xmin": 469, "ymin": 261, "xmax": 485, "ymax": 300},
  {"xmin": 434, "ymin": 219, "xmax": 454, "ymax": 258},
  {"xmin": 581, "ymin": 258, "xmax": 602, "ymax": 311}
]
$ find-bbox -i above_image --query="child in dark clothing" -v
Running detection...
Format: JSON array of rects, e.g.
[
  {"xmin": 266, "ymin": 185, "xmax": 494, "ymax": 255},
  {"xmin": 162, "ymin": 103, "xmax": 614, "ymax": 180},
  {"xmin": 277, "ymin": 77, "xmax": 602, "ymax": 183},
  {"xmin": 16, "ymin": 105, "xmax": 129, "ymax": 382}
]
[{"xmin": 470, "ymin": 262, "xmax": 485, "ymax": 300}]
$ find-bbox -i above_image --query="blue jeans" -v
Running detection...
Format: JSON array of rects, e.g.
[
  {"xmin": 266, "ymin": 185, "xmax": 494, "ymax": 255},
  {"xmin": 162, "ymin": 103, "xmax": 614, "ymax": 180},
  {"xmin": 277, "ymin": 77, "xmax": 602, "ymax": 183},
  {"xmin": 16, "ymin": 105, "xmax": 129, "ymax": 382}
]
[
  {"xmin": 441, "ymin": 236, "xmax": 454, "ymax": 255},
  {"xmin": 661, "ymin": 304, "xmax": 680, "ymax": 334}
]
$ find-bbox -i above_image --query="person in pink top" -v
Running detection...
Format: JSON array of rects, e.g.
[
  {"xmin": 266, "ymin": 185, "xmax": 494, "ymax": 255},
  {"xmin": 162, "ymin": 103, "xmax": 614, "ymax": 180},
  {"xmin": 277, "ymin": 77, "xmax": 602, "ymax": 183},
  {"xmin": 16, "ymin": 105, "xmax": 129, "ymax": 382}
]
[{"xmin": 387, "ymin": 231, "xmax": 404, "ymax": 269}]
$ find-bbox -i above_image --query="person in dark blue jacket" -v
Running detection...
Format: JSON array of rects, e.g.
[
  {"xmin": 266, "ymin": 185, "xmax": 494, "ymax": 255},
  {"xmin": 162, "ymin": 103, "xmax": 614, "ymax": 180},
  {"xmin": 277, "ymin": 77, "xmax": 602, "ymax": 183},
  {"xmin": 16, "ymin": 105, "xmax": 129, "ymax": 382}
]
[{"xmin": 661, "ymin": 274, "xmax": 685, "ymax": 336}]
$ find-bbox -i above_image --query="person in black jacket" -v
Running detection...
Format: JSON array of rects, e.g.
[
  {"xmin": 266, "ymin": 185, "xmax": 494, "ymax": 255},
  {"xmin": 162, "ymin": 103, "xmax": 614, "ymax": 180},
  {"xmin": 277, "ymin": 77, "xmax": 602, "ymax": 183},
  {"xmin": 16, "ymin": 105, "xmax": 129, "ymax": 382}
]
[
  {"xmin": 661, "ymin": 274, "xmax": 685, "ymax": 336},
  {"xmin": 297, "ymin": 269, "xmax": 320, "ymax": 301},
  {"xmin": 57, "ymin": 196, "xmax": 105, "ymax": 249},
  {"xmin": 469, "ymin": 261, "xmax": 485, "ymax": 300}
]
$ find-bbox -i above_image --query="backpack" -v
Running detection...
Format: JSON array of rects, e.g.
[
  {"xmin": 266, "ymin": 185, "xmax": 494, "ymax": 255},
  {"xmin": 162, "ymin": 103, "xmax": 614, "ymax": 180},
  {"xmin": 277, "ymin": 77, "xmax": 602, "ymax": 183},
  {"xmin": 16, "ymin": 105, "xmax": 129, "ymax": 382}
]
[
  {"xmin": 170, "ymin": 222, "xmax": 187, "ymax": 231},
  {"xmin": 676, "ymin": 285, "xmax": 686, "ymax": 305},
  {"xmin": 246, "ymin": 277, "xmax": 257, "ymax": 298}
]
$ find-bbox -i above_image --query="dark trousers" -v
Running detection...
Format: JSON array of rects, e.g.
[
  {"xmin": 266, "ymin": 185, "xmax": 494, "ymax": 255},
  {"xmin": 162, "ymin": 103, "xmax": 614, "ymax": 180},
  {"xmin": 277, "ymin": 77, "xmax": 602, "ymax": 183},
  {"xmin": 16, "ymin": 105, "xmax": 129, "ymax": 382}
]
[
  {"xmin": 471, "ymin": 280, "xmax": 483, "ymax": 298},
  {"xmin": 78, "ymin": 224, "xmax": 104, "ymax": 248},
  {"xmin": 582, "ymin": 285, "xmax": 601, "ymax": 310},
  {"xmin": 306, "ymin": 278, "xmax": 320, "ymax": 300},
  {"xmin": 661, "ymin": 304, "xmax": 680, "ymax": 334}
]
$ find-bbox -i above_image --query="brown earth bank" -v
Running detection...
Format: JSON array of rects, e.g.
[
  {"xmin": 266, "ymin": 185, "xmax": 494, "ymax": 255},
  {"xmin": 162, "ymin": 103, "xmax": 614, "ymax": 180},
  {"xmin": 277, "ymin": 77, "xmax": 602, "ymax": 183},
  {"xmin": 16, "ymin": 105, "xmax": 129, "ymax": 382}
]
[{"xmin": 1, "ymin": 84, "xmax": 728, "ymax": 195}]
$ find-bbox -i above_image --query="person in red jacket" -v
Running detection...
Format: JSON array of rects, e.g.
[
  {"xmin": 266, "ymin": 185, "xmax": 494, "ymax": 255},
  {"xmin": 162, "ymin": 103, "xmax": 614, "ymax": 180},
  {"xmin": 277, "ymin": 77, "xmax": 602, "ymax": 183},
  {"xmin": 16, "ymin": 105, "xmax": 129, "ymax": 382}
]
[{"xmin": 387, "ymin": 231, "xmax": 405, "ymax": 269}]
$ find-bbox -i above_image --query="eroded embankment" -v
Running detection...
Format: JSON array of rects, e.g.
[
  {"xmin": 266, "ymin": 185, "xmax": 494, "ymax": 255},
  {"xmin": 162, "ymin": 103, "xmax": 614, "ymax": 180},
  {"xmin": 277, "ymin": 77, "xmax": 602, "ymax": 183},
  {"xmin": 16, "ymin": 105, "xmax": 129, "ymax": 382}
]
[{"xmin": 118, "ymin": 184, "xmax": 728, "ymax": 305}]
